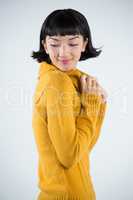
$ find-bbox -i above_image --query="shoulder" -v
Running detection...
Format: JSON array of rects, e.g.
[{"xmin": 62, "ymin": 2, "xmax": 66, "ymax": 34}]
[
  {"xmin": 77, "ymin": 68, "xmax": 89, "ymax": 77},
  {"xmin": 34, "ymin": 71, "xmax": 74, "ymax": 104},
  {"xmin": 78, "ymin": 68, "xmax": 97, "ymax": 79}
]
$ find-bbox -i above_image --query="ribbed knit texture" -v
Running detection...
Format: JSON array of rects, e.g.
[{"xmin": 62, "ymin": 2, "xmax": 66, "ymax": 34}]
[{"xmin": 32, "ymin": 61, "xmax": 107, "ymax": 200}]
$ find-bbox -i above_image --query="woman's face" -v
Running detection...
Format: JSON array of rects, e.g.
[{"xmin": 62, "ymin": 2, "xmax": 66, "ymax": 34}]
[{"xmin": 42, "ymin": 34, "xmax": 88, "ymax": 71}]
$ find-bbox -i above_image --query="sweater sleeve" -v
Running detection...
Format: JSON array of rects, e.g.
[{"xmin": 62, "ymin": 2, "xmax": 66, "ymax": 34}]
[
  {"xmin": 44, "ymin": 72, "xmax": 102, "ymax": 169},
  {"xmin": 88, "ymin": 102, "xmax": 107, "ymax": 152}
]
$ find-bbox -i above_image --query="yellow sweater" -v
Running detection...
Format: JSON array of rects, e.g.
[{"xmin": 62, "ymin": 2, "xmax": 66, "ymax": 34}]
[{"xmin": 32, "ymin": 61, "xmax": 107, "ymax": 200}]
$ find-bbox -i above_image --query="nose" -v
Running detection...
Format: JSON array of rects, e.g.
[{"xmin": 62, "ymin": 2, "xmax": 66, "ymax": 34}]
[{"xmin": 58, "ymin": 44, "xmax": 69, "ymax": 57}]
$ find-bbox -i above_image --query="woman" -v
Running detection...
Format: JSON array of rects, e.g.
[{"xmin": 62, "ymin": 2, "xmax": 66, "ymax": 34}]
[{"xmin": 31, "ymin": 8, "xmax": 107, "ymax": 200}]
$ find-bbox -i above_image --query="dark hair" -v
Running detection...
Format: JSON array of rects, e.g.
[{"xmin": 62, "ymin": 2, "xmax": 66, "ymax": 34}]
[{"xmin": 31, "ymin": 8, "xmax": 102, "ymax": 63}]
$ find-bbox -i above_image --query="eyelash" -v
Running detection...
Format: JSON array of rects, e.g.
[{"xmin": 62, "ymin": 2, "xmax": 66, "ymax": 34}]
[{"xmin": 50, "ymin": 44, "xmax": 78, "ymax": 47}]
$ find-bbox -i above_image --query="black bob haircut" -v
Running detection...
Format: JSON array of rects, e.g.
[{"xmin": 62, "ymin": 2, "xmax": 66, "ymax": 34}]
[{"xmin": 31, "ymin": 8, "xmax": 102, "ymax": 64}]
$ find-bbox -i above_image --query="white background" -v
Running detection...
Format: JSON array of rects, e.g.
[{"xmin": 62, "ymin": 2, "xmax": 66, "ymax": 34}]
[{"xmin": 0, "ymin": 0, "xmax": 132, "ymax": 199}]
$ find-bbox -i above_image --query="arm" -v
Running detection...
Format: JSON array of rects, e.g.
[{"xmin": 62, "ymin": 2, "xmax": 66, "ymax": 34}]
[
  {"xmin": 79, "ymin": 74, "xmax": 108, "ymax": 153},
  {"xmin": 44, "ymin": 71, "xmax": 102, "ymax": 169},
  {"xmin": 88, "ymin": 102, "xmax": 107, "ymax": 152}
]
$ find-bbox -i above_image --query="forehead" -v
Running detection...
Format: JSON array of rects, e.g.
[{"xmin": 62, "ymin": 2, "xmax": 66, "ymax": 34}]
[{"xmin": 47, "ymin": 35, "xmax": 83, "ymax": 41}]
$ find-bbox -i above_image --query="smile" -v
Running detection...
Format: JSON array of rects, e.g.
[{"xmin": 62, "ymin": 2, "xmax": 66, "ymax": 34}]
[{"xmin": 59, "ymin": 59, "xmax": 71, "ymax": 63}]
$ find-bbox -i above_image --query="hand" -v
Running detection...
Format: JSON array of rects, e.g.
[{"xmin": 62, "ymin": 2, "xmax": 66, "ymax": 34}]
[{"xmin": 80, "ymin": 75, "xmax": 108, "ymax": 103}]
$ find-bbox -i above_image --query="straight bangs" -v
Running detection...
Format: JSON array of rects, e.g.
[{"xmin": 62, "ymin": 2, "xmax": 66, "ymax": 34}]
[{"xmin": 44, "ymin": 12, "xmax": 83, "ymax": 38}]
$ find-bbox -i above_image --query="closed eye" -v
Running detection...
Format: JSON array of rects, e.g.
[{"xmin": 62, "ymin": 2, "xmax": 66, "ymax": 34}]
[
  {"xmin": 69, "ymin": 44, "xmax": 78, "ymax": 46},
  {"xmin": 50, "ymin": 44, "xmax": 78, "ymax": 47},
  {"xmin": 50, "ymin": 44, "xmax": 59, "ymax": 47}
]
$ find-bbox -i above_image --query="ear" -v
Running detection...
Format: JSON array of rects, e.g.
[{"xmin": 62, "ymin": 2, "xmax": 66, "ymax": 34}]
[
  {"xmin": 41, "ymin": 40, "xmax": 49, "ymax": 54},
  {"xmin": 82, "ymin": 38, "xmax": 88, "ymax": 52}
]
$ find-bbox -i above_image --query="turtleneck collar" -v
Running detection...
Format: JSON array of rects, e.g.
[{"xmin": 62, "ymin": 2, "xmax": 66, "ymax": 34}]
[
  {"xmin": 37, "ymin": 61, "xmax": 88, "ymax": 92},
  {"xmin": 38, "ymin": 61, "xmax": 84, "ymax": 79}
]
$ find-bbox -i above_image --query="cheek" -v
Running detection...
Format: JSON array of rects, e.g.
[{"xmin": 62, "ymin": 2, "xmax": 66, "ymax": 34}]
[
  {"xmin": 72, "ymin": 49, "xmax": 82, "ymax": 58},
  {"xmin": 49, "ymin": 48, "xmax": 58, "ymax": 56}
]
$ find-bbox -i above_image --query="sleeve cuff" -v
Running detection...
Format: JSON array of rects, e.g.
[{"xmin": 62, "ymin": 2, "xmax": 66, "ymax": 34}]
[{"xmin": 80, "ymin": 93, "xmax": 102, "ymax": 117}]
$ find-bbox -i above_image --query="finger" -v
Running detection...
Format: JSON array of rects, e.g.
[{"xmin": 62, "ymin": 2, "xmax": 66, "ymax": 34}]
[
  {"xmin": 86, "ymin": 76, "xmax": 94, "ymax": 93},
  {"xmin": 99, "ymin": 87, "xmax": 108, "ymax": 103},
  {"xmin": 99, "ymin": 86, "xmax": 108, "ymax": 99},
  {"xmin": 92, "ymin": 79, "xmax": 97, "ymax": 94},
  {"xmin": 95, "ymin": 81, "xmax": 100, "ymax": 95},
  {"xmin": 86, "ymin": 76, "xmax": 92, "ymax": 88},
  {"xmin": 102, "ymin": 88, "xmax": 108, "ymax": 99},
  {"xmin": 91, "ymin": 79, "xmax": 96, "ymax": 88},
  {"xmin": 80, "ymin": 75, "xmax": 87, "ymax": 92},
  {"xmin": 101, "ymin": 94, "xmax": 107, "ymax": 103},
  {"xmin": 91, "ymin": 77, "xmax": 98, "ymax": 89},
  {"xmin": 88, "ymin": 77, "xmax": 98, "ymax": 94},
  {"xmin": 95, "ymin": 81, "xmax": 104, "ymax": 96}
]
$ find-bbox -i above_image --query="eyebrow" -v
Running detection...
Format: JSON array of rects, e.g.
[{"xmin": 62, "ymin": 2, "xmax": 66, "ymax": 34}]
[{"xmin": 48, "ymin": 36, "xmax": 80, "ymax": 41}]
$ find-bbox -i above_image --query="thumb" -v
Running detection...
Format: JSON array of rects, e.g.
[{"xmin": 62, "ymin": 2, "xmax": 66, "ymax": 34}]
[{"xmin": 80, "ymin": 75, "xmax": 87, "ymax": 92}]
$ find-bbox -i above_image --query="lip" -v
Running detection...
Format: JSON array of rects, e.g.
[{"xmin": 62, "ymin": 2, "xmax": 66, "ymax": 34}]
[
  {"xmin": 59, "ymin": 59, "xmax": 71, "ymax": 64},
  {"xmin": 59, "ymin": 59, "xmax": 70, "ymax": 61}
]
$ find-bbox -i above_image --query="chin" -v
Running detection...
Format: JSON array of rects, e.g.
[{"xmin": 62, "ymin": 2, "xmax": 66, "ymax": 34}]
[
  {"xmin": 55, "ymin": 61, "xmax": 75, "ymax": 72},
  {"xmin": 61, "ymin": 66, "xmax": 74, "ymax": 72}
]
